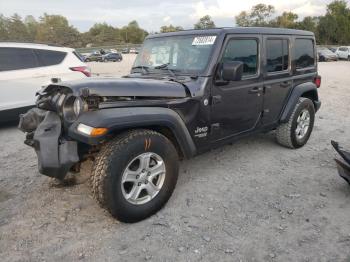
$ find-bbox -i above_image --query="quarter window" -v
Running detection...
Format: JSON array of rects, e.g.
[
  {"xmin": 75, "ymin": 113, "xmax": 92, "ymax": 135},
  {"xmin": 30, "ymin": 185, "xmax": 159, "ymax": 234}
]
[
  {"xmin": 266, "ymin": 39, "xmax": 289, "ymax": 72},
  {"xmin": 222, "ymin": 39, "xmax": 258, "ymax": 76},
  {"xmin": 34, "ymin": 49, "xmax": 66, "ymax": 66},
  {"xmin": 0, "ymin": 47, "xmax": 38, "ymax": 71},
  {"xmin": 295, "ymin": 39, "xmax": 315, "ymax": 69}
]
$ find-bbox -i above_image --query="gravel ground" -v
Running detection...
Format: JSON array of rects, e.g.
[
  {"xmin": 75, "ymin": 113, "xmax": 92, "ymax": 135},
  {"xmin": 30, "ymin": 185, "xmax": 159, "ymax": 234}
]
[{"xmin": 1, "ymin": 58, "xmax": 350, "ymax": 262}]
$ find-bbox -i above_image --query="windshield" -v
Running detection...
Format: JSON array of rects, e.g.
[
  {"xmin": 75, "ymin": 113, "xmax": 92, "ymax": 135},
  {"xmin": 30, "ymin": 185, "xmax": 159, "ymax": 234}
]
[{"xmin": 132, "ymin": 35, "xmax": 217, "ymax": 75}]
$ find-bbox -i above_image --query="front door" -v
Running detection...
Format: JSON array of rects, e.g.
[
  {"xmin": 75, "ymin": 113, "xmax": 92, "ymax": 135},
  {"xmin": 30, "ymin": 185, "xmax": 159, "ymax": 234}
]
[{"xmin": 210, "ymin": 35, "xmax": 263, "ymax": 141}]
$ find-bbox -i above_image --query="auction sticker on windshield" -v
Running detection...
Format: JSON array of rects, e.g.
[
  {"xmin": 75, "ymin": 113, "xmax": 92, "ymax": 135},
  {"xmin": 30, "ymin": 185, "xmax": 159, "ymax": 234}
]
[{"xmin": 192, "ymin": 36, "xmax": 216, "ymax": 46}]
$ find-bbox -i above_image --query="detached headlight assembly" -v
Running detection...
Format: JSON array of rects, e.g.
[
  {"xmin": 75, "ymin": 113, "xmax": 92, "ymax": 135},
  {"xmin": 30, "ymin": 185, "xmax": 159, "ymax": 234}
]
[{"xmin": 63, "ymin": 96, "xmax": 87, "ymax": 122}]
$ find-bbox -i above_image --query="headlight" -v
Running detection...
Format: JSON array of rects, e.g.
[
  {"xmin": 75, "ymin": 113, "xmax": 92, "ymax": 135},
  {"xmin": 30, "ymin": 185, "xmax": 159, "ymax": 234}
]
[
  {"xmin": 73, "ymin": 98, "xmax": 81, "ymax": 116},
  {"xmin": 63, "ymin": 96, "xmax": 86, "ymax": 122}
]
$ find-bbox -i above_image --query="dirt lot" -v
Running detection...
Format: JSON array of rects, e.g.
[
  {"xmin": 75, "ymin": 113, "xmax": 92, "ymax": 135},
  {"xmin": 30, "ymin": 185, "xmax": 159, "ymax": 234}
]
[{"xmin": 1, "ymin": 58, "xmax": 350, "ymax": 262}]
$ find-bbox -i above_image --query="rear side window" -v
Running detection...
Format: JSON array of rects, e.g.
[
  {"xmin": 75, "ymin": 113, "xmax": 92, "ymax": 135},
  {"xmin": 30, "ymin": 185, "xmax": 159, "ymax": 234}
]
[
  {"xmin": 267, "ymin": 39, "xmax": 289, "ymax": 73},
  {"xmin": 295, "ymin": 39, "xmax": 315, "ymax": 69},
  {"xmin": 0, "ymin": 47, "xmax": 39, "ymax": 71},
  {"xmin": 222, "ymin": 39, "xmax": 258, "ymax": 76},
  {"xmin": 34, "ymin": 49, "xmax": 66, "ymax": 66}
]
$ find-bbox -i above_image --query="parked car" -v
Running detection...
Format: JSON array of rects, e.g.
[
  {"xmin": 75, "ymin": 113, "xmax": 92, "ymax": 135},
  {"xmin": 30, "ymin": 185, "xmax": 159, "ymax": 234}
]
[
  {"xmin": 317, "ymin": 47, "xmax": 338, "ymax": 61},
  {"xmin": 129, "ymin": 48, "xmax": 137, "ymax": 54},
  {"xmin": 336, "ymin": 46, "xmax": 350, "ymax": 60},
  {"xmin": 121, "ymin": 48, "xmax": 129, "ymax": 54},
  {"xmin": 328, "ymin": 46, "xmax": 338, "ymax": 53},
  {"xmin": 84, "ymin": 53, "xmax": 103, "ymax": 62},
  {"xmin": 19, "ymin": 28, "xmax": 321, "ymax": 223},
  {"xmin": 102, "ymin": 52, "xmax": 123, "ymax": 62},
  {"xmin": 0, "ymin": 42, "xmax": 90, "ymax": 123}
]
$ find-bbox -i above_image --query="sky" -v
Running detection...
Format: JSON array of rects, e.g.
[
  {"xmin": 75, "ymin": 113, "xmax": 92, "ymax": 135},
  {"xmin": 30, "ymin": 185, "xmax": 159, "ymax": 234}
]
[{"xmin": 0, "ymin": 0, "xmax": 334, "ymax": 32}]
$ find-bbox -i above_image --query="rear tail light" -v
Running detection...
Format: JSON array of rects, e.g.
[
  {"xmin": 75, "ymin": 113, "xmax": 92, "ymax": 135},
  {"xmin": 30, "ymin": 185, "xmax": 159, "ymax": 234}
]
[
  {"xmin": 314, "ymin": 75, "xmax": 321, "ymax": 88},
  {"xmin": 70, "ymin": 66, "xmax": 91, "ymax": 77}
]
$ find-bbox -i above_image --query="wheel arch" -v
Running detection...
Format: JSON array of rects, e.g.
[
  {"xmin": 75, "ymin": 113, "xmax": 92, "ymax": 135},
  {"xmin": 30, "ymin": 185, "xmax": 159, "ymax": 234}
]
[
  {"xmin": 68, "ymin": 107, "xmax": 197, "ymax": 159},
  {"xmin": 280, "ymin": 81, "xmax": 320, "ymax": 123}
]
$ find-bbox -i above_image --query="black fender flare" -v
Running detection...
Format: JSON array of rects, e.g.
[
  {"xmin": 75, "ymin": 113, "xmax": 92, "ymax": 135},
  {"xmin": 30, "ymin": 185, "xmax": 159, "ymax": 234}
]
[
  {"xmin": 280, "ymin": 82, "xmax": 321, "ymax": 123},
  {"xmin": 68, "ymin": 107, "xmax": 196, "ymax": 158}
]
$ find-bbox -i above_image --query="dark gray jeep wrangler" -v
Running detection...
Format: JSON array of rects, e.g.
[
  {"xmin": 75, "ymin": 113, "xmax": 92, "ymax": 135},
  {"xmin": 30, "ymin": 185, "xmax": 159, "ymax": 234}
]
[{"xmin": 19, "ymin": 28, "xmax": 321, "ymax": 222}]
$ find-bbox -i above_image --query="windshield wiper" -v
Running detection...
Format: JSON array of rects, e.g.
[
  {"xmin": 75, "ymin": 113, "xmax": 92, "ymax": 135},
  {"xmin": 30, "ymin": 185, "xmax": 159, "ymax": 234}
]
[
  {"xmin": 154, "ymin": 63, "xmax": 177, "ymax": 77},
  {"xmin": 131, "ymin": 65, "xmax": 150, "ymax": 75}
]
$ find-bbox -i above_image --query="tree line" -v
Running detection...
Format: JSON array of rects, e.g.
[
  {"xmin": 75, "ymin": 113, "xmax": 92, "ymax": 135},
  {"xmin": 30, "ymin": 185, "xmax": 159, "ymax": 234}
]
[
  {"xmin": 234, "ymin": 0, "xmax": 350, "ymax": 45},
  {"xmin": 0, "ymin": 0, "xmax": 349, "ymax": 47},
  {"xmin": 0, "ymin": 13, "xmax": 148, "ymax": 47}
]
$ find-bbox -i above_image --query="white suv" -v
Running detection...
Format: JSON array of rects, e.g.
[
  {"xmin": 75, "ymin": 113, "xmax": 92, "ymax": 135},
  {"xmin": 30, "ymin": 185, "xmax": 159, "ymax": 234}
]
[
  {"xmin": 336, "ymin": 46, "xmax": 350, "ymax": 60},
  {"xmin": 0, "ymin": 43, "xmax": 91, "ymax": 122}
]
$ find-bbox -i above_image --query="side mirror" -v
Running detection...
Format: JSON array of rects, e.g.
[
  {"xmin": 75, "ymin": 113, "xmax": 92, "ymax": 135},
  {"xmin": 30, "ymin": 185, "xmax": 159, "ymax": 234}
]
[{"xmin": 222, "ymin": 61, "xmax": 244, "ymax": 81}]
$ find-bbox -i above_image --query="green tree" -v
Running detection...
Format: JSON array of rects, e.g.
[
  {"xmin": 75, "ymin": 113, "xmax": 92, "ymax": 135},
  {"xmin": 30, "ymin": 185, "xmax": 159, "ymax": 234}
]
[
  {"xmin": 24, "ymin": 15, "xmax": 38, "ymax": 42},
  {"xmin": 272, "ymin": 12, "xmax": 299, "ymax": 28},
  {"xmin": 317, "ymin": 0, "xmax": 350, "ymax": 44},
  {"xmin": 7, "ymin": 13, "xmax": 30, "ymax": 41},
  {"xmin": 194, "ymin": 15, "xmax": 216, "ymax": 29},
  {"xmin": 160, "ymin": 24, "xmax": 183, "ymax": 33},
  {"xmin": 297, "ymin": 16, "xmax": 319, "ymax": 31},
  {"xmin": 84, "ymin": 23, "xmax": 122, "ymax": 46},
  {"xmin": 236, "ymin": 4, "xmax": 275, "ymax": 26},
  {"xmin": 0, "ymin": 14, "xmax": 9, "ymax": 40},
  {"xmin": 36, "ymin": 14, "xmax": 81, "ymax": 47},
  {"xmin": 121, "ymin": 20, "xmax": 148, "ymax": 43},
  {"xmin": 235, "ymin": 11, "xmax": 251, "ymax": 27}
]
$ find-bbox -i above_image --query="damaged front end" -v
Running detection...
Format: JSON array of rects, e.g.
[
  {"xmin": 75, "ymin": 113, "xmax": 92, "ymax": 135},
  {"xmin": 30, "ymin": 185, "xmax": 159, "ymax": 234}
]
[
  {"xmin": 331, "ymin": 140, "xmax": 350, "ymax": 185},
  {"xmin": 19, "ymin": 108, "xmax": 79, "ymax": 180},
  {"xmin": 18, "ymin": 78, "xmax": 190, "ymax": 180},
  {"xmin": 18, "ymin": 84, "xmax": 89, "ymax": 180}
]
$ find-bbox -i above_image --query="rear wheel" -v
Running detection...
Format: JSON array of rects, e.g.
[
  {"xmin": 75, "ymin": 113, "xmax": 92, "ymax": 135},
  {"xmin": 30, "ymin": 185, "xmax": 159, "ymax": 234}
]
[
  {"xmin": 276, "ymin": 97, "xmax": 315, "ymax": 149},
  {"xmin": 91, "ymin": 129, "xmax": 179, "ymax": 223}
]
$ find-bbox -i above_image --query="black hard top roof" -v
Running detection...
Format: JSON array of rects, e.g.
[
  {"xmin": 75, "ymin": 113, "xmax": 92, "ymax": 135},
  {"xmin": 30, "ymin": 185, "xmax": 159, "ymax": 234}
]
[{"xmin": 147, "ymin": 27, "xmax": 314, "ymax": 39}]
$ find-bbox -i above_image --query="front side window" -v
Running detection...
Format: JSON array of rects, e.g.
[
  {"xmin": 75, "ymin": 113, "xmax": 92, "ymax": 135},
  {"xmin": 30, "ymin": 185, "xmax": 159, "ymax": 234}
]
[
  {"xmin": 221, "ymin": 39, "xmax": 258, "ymax": 76},
  {"xmin": 295, "ymin": 39, "xmax": 315, "ymax": 69},
  {"xmin": 133, "ymin": 35, "xmax": 217, "ymax": 74},
  {"xmin": 266, "ymin": 39, "xmax": 289, "ymax": 73},
  {"xmin": 0, "ymin": 47, "xmax": 38, "ymax": 71}
]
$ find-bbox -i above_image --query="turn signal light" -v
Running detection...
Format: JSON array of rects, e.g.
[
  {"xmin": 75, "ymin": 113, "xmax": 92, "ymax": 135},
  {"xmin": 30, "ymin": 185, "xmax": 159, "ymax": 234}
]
[
  {"xmin": 77, "ymin": 124, "xmax": 108, "ymax": 137},
  {"xmin": 91, "ymin": 127, "xmax": 108, "ymax": 137}
]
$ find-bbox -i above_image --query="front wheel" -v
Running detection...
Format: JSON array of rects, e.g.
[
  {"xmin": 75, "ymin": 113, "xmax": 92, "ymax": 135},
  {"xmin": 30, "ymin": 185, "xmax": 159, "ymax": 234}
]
[
  {"xmin": 91, "ymin": 129, "xmax": 179, "ymax": 223},
  {"xmin": 276, "ymin": 97, "xmax": 315, "ymax": 149}
]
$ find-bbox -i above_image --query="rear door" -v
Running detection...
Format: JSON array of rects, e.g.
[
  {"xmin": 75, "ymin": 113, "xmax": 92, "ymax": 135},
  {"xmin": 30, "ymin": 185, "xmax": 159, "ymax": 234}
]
[{"xmin": 262, "ymin": 36, "xmax": 292, "ymax": 125}]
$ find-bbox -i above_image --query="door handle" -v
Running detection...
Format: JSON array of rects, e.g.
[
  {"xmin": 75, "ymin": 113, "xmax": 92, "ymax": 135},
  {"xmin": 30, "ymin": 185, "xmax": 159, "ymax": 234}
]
[
  {"xmin": 248, "ymin": 87, "xmax": 261, "ymax": 94},
  {"xmin": 280, "ymin": 81, "xmax": 290, "ymax": 88}
]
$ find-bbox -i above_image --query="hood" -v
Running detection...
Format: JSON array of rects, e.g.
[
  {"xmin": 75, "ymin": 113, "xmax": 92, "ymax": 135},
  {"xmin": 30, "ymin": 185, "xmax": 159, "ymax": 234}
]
[{"xmin": 44, "ymin": 77, "xmax": 188, "ymax": 98}]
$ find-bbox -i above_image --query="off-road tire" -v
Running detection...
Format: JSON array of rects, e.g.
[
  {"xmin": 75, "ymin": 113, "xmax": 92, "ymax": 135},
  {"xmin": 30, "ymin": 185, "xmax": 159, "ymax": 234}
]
[
  {"xmin": 91, "ymin": 129, "xmax": 179, "ymax": 223},
  {"xmin": 276, "ymin": 97, "xmax": 315, "ymax": 149}
]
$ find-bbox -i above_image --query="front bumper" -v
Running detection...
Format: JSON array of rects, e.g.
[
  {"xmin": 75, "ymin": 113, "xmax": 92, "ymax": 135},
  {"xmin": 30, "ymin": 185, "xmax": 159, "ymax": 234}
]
[{"xmin": 19, "ymin": 109, "xmax": 79, "ymax": 180}]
